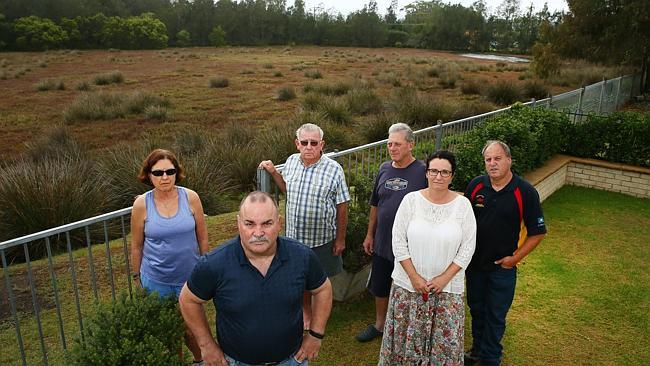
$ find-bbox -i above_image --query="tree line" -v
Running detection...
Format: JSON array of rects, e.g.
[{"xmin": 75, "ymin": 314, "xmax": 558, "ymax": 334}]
[
  {"xmin": 0, "ymin": 0, "xmax": 647, "ymax": 81},
  {"xmin": 0, "ymin": 0, "xmax": 559, "ymax": 53}
]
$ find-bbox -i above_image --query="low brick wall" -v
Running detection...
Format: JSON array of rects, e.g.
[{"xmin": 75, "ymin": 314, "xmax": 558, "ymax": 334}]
[{"xmin": 527, "ymin": 155, "xmax": 650, "ymax": 201}]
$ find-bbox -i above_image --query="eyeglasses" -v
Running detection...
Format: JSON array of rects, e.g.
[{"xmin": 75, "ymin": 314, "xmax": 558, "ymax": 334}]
[
  {"xmin": 299, "ymin": 140, "xmax": 320, "ymax": 147},
  {"xmin": 151, "ymin": 168, "xmax": 177, "ymax": 177},
  {"xmin": 426, "ymin": 169, "xmax": 452, "ymax": 178}
]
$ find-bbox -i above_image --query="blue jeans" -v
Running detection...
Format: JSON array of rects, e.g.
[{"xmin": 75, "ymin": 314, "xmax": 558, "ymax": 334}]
[
  {"xmin": 466, "ymin": 267, "xmax": 517, "ymax": 366},
  {"xmin": 224, "ymin": 353, "xmax": 307, "ymax": 366},
  {"xmin": 140, "ymin": 272, "xmax": 183, "ymax": 299}
]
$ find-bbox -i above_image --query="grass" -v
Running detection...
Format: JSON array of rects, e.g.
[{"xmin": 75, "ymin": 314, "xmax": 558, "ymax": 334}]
[
  {"xmin": 64, "ymin": 91, "xmax": 170, "ymax": 122},
  {"xmin": 3, "ymin": 186, "xmax": 647, "ymax": 365},
  {"xmin": 93, "ymin": 71, "xmax": 124, "ymax": 85},
  {"xmin": 276, "ymin": 86, "xmax": 296, "ymax": 101},
  {"xmin": 486, "ymin": 81, "xmax": 521, "ymax": 105},
  {"xmin": 35, "ymin": 79, "xmax": 65, "ymax": 91},
  {"xmin": 209, "ymin": 76, "xmax": 229, "ymax": 88}
]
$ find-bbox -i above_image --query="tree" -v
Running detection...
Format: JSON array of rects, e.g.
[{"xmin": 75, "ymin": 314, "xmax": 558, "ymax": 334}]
[
  {"xmin": 13, "ymin": 15, "xmax": 68, "ymax": 50},
  {"xmin": 347, "ymin": 1, "xmax": 387, "ymax": 47},
  {"xmin": 176, "ymin": 29, "xmax": 192, "ymax": 47},
  {"xmin": 127, "ymin": 13, "xmax": 168, "ymax": 49},
  {"xmin": 555, "ymin": 0, "xmax": 649, "ymax": 66},
  {"xmin": 208, "ymin": 25, "xmax": 226, "ymax": 46}
]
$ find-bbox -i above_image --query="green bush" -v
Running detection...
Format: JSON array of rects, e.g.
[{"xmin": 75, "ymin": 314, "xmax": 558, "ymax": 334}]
[
  {"xmin": 460, "ymin": 79, "xmax": 483, "ymax": 95},
  {"xmin": 522, "ymin": 80, "xmax": 550, "ymax": 100},
  {"xmin": 357, "ymin": 113, "xmax": 393, "ymax": 144},
  {"xmin": 276, "ymin": 86, "xmax": 296, "ymax": 101},
  {"xmin": 449, "ymin": 104, "xmax": 570, "ymax": 189},
  {"xmin": 345, "ymin": 88, "xmax": 383, "ymax": 115},
  {"xmin": 390, "ymin": 88, "xmax": 453, "ymax": 129},
  {"xmin": 94, "ymin": 70, "xmax": 123, "ymax": 85},
  {"xmin": 64, "ymin": 91, "xmax": 169, "ymax": 122},
  {"xmin": 209, "ymin": 76, "xmax": 229, "ymax": 88},
  {"xmin": 76, "ymin": 81, "xmax": 91, "ymax": 91},
  {"xmin": 318, "ymin": 97, "xmax": 353, "ymax": 124},
  {"xmin": 35, "ymin": 78, "xmax": 65, "ymax": 91},
  {"xmin": 303, "ymin": 81, "xmax": 351, "ymax": 96},
  {"xmin": 304, "ymin": 70, "xmax": 323, "ymax": 79},
  {"xmin": 0, "ymin": 156, "xmax": 114, "ymax": 247},
  {"xmin": 342, "ymin": 173, "xmax": 374, "ymax": 272},
  {"xmin": 438, "ymin": 72, "xmax": 459, "ymax": 89},
  {"xmin": 145, "ymin": 105, "xmax": 168, "ymax": 120},
  {"xmin": 67, "ymin": 291, "xmax": 184, "ymax": 366},
  {"xmin": 486, "ymin": 81, "xmax": 521, "ymax": 105},
  {"xmin": 565, "ymin": 112, "xmax": 650, "ymax": 168}
]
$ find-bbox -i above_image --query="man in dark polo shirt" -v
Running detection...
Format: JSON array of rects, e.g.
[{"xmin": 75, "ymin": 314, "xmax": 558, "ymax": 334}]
[
  {"xmin": 464, "ymin": 140, "xmax": 547, "ymax": 366},
  {"xmin": 179, "ymin": 191, "xmax": 333, "ymax": 366},
  {"xmin": 355, "ymin": 123, "xmax": 427, "ymax": 342}
]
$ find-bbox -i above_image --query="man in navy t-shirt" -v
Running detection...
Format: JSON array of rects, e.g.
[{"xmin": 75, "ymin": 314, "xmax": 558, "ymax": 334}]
[
  {"xmin": 464, "ymin": 140, "xmax": 547, "ymax": 366},
  {"xmin": 179, "ymin": 191, "xmax": 333, "ymax": 366},
  {"xmin": 355, "ymin": 123, "xmax": 428, "ymax": 343}
]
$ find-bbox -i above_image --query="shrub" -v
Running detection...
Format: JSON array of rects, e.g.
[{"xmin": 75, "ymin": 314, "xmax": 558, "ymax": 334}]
[
  {"xmin": 426, "ymin": 67, "xmax": 440, "ymax": 78},
  {"xmin": 357, "ymin": 113, "xmax": 394, "ymax": 143},
  {"xmin": 273, "ymin": 71, "xmax": 283, "ymax": 77},
  {"xmin": 486, "ymin": 81, "xmax": 521, "ymax": 105},
  {"xmin": 64, "ymin": 91, "xmax": 169, "ymax": 122},
  {"xmin": 144, "ymin": 105, "xmax": 168, "ymax": 120},
  {"xmin": 565, "ymin": 112, "xmax": 650, "ymax": 168},
  {"xmin": 240, "ymin": 69, "xmax": 255, "ymax": 74},
  {"xmin": 24, "ymin": 125, "xmax": 83, "ymax": 163},
  {"xmin": 318, "ymin": 97, "xmax": 352, "ymax": 124},
  {"xmin": 301, "ymin": 92, "xmax": 323, "ymax": 111},
  {"xmin": 303, "ymin": 81, "xmax": 351, "ymax": 96},
  {"xmin": 460, "ymin": 79, "xmax": 483, "ymax": 95},
  {"xmin": 38, "ymin": 60, "xmax": 47, "ymax": 68},
  {"xmin": 522, "ymin": 80, "xmax": 550, "ymax": 100},
  {"xmin": 93, "ymin": 71, "xmax": 123, "ymax": 85},
  {"xmin": 0, "ymin": 156, "xmax": 114, "ymax": 249},
  {"xmin": 343, "ymin": 174, "xmax": 373, "ymax": 272},
  {"xmin": 262, "ymin": 63, "xmax": 274, "ymax": 69},
  {"xmin": 345, "ymin": 88, "xmax": 383, "ymax": 115},
  {"xmin": 390, "ymin": 88, "xmax": 453, "ymax": 129},
  {"xmin": 304, "ymin": 70, "xmax": 323, "ymax": 79},
  {"xmin": 438, "ymin": 72, "xmax": 459, "ymax": 89},
  {"xmin": 276, "ymin": 86, "xmax": 296, "ymax": 101},
  {"xmin": 449, "ymin": 104, "xmax": 570, "ymax": 189},
  {"xmin": 35, "ymin": 78, "xmax": 65, "ymax": 91},
  {"xmin": 76, "ymin": 81, "xmax": 91, "ymax": 91},
  {"xmin": 209, "ymin": 77, "xmax": 229, "ymax": 88},
  {"xmin": 66, "ymin": 291, "xmax": 184, "ymax": 366}
]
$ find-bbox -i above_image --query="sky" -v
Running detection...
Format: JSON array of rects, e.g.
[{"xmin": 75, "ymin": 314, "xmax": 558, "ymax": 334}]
[{"xmin": 302, "ymin": 0, "xmax": 569, "ymax": 16}]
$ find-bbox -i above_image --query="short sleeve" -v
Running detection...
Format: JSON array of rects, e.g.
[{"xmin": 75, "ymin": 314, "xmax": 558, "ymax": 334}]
[
  {"xmin": 186, "ymin": 255, "xmax": 218, "ymax": 301},
  {"xmin": 334, "ymin": 167, "xmax": 351, "ymax": 204},
  {"xmin": 523, "ymin": 184, "xmax": 547, "ymax": 236},
  {"xmin": 306, "ymin": 250, "xmax": 327, "ymax": 291}
]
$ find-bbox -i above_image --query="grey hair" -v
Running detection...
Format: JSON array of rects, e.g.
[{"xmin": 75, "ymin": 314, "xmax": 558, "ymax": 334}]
[
  {"xmin": 239, "ymin": 191, "xmax": 279, "ymax": 217},
  {"xmin": 482, "ymin": 140, "xmax": 512, "ymax": 157},
  {"xmin": 388, "ymin": 123, "xmax": 415, "ymax": 142},
  {"xmin": 296, "ymin": 123, "xmax": 324, "ymax": 140}
]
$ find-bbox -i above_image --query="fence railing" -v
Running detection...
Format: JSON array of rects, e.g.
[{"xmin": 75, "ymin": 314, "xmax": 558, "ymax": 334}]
[{"xmin": 0, "ymin": 73, "xmax": 641, "ymax": 365}]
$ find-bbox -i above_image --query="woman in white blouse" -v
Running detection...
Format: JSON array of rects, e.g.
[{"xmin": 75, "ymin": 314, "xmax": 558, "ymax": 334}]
[{"xmin": 378, "ymin": 150, "xmax": 476, "ymax": 366}]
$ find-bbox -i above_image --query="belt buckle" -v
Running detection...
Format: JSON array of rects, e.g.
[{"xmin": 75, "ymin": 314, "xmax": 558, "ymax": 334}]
[{"xmin": 262, "ymin": 363, "xmax": 278, "ymax": 366}]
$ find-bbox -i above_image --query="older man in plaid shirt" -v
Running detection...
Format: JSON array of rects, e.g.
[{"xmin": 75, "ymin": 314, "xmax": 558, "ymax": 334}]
[{"xmin": 260, "ymin": 123, "xmax": 350, "ymax": 329}]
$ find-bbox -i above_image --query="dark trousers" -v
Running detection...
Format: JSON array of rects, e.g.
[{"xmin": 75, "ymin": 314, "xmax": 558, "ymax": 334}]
[{"xmin": 466, "ymin": 267, "xmax": 517, "ymax": 366}]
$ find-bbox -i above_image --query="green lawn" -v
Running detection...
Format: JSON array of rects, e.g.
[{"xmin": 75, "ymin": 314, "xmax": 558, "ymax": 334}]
[
  {"xmin": 1, "ymin": 185, "xmax": 648, "ymax": 365},
  {"xmin": 315, "ymin": 186, "xmax": 650, "ymax": 365}
]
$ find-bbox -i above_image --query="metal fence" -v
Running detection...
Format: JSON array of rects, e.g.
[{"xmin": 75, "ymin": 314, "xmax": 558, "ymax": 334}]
[{"xmin": 0, "ymin": 73, "xmax": 641, "ymax": 365}]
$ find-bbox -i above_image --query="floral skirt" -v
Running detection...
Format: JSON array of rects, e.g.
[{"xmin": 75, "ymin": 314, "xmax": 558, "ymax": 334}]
[{"xmin": 378, "ymin": 285, "xmax": 464, "ymax": 366}]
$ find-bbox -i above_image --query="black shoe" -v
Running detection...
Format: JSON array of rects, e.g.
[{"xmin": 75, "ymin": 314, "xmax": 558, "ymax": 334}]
[
  {"xmin": 355, "ymin": 324, "xmax": 383, "ymax": 342},
  {"xmin": 464, "ymin": 351, "xmax": 480, "ymax": 365}
]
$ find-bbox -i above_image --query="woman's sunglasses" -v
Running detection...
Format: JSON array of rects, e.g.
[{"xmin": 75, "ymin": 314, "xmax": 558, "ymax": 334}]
[{"xmin": 151, "ymin": 168, "xmax": 177, "ymax": 177}]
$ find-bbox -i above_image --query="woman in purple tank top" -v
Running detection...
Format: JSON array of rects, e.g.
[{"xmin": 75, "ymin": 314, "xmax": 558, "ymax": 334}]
[{"xmin": 130, "ymin": 149, "xmax": 208, "ymax": 366}]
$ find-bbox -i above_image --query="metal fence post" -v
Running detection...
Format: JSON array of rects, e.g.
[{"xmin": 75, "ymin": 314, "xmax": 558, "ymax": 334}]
[
  {"xmin": 257, "ymin": 168, "xmax": 272, "ymax": 193},
  {"xmin": 531, "ymin": 98, "xmax": 536, "ymax": 107},
  {"xmin": 598, "ymin": 78, "xmax": 606, "ymax": 114},
  {"xmin": 576, "ymin": 86, "xmax": 585, "ymax": 123},
  {"xmin": 434, "ymin": 120, "xmax": 443, "ymax": 151},
  {"xmin": 615, "ymin": 76, "xmax": 622, "ymax": 108}
]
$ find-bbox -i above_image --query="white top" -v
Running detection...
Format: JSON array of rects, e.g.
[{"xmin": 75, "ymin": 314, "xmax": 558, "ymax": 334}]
[{"xmin": 391, "ymin": 191, "xmax": 477, "ymax": 294}]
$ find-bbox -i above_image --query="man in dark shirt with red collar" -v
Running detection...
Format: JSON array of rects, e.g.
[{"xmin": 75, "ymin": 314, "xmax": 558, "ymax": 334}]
[{"xmin": 464, "ymin": 140, "xmax": 547, "ymax": 366}]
